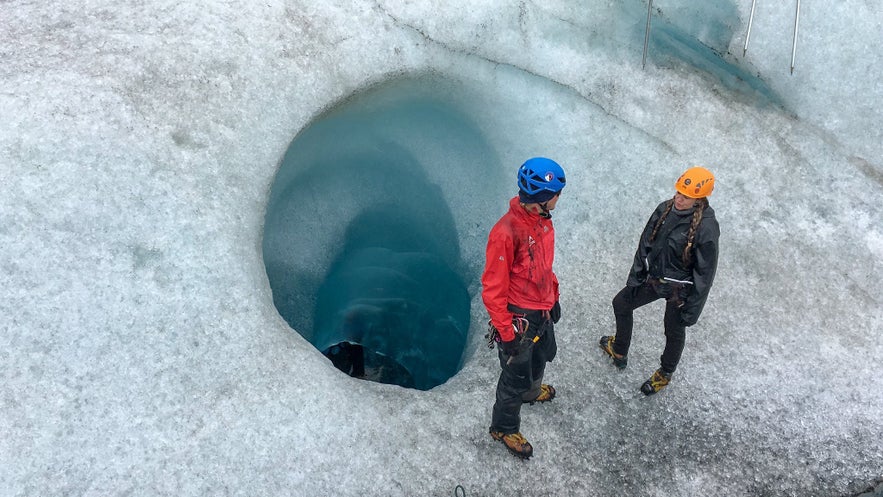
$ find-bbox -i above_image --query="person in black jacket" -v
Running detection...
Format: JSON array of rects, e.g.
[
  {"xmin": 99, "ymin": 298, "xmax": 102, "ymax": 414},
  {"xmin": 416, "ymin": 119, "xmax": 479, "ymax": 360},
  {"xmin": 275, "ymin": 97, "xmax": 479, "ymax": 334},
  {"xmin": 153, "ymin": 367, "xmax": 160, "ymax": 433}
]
[{"xmin": 599, "ymin": 166, "xmax": 719, "ymax": 395}]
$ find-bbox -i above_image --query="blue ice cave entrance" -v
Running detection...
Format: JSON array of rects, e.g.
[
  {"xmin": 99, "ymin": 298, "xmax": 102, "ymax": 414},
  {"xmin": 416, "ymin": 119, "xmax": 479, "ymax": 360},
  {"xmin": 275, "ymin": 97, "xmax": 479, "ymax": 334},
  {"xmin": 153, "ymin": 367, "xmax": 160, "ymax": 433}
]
[{"xmin": 263, "ymin": 75, "xmax": 502, "ymax": 390}]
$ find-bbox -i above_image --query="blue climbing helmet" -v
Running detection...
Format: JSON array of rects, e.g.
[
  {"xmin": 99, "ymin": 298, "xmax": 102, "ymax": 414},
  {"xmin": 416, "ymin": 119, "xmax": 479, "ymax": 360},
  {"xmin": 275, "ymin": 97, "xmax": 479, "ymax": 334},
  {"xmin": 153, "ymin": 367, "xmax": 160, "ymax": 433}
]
[{"xmin": 517, "ymin": 157, "xmax": 566, "ymax": 203}]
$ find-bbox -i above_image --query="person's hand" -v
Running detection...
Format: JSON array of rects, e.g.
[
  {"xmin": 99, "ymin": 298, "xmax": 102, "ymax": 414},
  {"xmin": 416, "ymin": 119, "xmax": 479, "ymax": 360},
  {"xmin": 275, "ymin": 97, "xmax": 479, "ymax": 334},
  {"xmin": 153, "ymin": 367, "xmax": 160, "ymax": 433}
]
[
  {"xmin": 501, "ymin": 337, "xmax": 521, "ymax": 356},
  {"xmin": 628, "ymin": 270, "xmax": 648, "ymax": 287},
  {"xmin": 550, "ymin": 301, "xmax": 561, "ymax": 323}
]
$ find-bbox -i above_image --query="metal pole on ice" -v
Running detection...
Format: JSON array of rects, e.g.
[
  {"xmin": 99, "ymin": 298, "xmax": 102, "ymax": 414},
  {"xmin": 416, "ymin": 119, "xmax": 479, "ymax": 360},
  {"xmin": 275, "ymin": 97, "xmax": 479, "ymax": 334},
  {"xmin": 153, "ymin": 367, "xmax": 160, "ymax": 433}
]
[
  {"xmin": 791, "ymin": 0, "xmax": 801, "ymax": 74},
  {"xmin": 743, "ymin": 0, "xmax": 758, "ymax": 56},
  {"xmin": 642, "ymin": 0, "xmax": 653, "ymax": 69}
]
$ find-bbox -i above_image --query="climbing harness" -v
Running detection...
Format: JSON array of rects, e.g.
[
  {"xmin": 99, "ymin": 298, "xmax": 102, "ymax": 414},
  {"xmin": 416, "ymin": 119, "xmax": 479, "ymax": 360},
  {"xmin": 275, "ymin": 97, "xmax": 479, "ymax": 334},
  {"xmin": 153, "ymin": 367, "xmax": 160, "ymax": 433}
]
[{"xmin": 484, "ymin": 316, "xmax": 530, "ymax": 349}]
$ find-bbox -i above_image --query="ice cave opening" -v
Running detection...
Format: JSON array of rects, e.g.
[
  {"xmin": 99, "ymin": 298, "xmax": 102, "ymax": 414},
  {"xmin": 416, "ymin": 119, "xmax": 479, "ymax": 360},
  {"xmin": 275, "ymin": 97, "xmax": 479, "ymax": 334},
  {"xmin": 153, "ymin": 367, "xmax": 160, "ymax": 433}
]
[{"xmin": 262, "ymin": 74, "xmax": 504, "ymax": 390}]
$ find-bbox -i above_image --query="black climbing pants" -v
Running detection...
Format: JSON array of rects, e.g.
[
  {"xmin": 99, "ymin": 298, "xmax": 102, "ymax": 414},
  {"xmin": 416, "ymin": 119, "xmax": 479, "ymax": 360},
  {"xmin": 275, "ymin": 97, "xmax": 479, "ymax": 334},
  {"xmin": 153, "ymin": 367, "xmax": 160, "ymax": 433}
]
[
  {"xmin": 490, "ymin": 309, "xmax": 557, "ymax": 435},
  {"xmin": 611, "ymin": 283, "xmax": 686, "ymax": 374}
]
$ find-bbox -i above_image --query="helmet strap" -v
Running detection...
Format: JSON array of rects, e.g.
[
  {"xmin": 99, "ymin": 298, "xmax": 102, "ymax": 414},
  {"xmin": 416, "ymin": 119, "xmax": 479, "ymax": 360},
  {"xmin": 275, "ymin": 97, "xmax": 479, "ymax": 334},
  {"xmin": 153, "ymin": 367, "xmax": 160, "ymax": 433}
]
[{"xmin": 520, "ymin": 198, "xmax": 554, "ymax": 218}]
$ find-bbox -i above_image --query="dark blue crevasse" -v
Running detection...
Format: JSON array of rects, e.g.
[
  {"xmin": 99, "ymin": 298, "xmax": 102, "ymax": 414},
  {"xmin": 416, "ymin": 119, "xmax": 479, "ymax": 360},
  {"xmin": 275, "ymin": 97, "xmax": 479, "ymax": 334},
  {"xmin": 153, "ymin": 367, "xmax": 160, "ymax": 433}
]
[
  {"xmin": 607, "ymin": 0, "xmax": 784, "ymax": 106},
  {"xmin": 313, "ymin": 210, "xmax": 470, "ymax": 390},
  {"xmin": 650, "ymin": 21, "xmax": 784, "ymax": 106},
  {"xmin": 262, "ymin": 75, "xmax": 503, "ymax": 390}
]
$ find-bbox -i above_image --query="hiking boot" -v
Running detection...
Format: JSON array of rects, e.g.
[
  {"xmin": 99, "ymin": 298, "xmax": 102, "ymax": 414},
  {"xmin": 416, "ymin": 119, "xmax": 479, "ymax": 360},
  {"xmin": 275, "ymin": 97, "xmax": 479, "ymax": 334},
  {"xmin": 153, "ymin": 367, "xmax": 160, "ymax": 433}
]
[
  {"xmin": 490, "ymin": 430, "xmax": 533, "ymax": 459},
  {"xmin": 640, "ymin": 369, "xmax": 673, "ymax": 396},
  {"xmin": 523, "ymin": 384, "xmax": 556, "ymax": 405},
  {"xmin": 599, "ymin": 336, "xmax": 627, "ymax": 369}
]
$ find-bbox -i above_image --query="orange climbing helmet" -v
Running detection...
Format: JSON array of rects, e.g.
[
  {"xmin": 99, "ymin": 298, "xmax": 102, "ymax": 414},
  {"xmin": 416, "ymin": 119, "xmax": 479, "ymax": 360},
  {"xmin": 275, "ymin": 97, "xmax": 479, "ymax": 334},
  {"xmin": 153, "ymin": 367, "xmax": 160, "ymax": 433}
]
[{"xmin": 675, "ymin": 166, "xmax": 715, "ymax": 198}]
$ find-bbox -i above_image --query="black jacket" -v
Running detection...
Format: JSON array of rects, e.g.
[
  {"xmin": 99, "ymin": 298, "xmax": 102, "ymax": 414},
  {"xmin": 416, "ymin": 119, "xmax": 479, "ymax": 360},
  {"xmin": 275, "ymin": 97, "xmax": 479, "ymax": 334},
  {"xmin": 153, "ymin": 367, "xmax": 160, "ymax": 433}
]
[{"xmin": 627, "ymin": 200, "xmax": 719, "ymax": 326}]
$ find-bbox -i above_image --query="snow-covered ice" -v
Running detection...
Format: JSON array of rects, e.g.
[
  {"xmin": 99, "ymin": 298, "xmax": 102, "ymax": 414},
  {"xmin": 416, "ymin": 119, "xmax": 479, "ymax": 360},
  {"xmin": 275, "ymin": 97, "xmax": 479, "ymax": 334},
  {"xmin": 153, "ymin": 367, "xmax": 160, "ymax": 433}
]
[{"xmin": 1, "ymin": 1, "xmax": 881, "ymax": 495}]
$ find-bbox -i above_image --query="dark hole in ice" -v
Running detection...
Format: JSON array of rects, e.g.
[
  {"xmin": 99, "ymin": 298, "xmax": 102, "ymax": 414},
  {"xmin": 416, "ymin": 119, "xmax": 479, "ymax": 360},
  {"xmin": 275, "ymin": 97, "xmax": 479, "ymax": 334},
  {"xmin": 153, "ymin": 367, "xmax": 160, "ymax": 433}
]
[{"xmin": 263, "ymin": 75, "xmax": 503, "ymax": 390}]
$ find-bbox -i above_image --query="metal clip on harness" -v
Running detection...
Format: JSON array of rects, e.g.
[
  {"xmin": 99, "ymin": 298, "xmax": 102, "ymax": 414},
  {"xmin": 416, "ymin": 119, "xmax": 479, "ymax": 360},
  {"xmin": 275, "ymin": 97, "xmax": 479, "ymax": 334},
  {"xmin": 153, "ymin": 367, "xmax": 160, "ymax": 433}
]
[{"xmin": 485, "ymin": 316, "xmax": 532, "ymax": 349}]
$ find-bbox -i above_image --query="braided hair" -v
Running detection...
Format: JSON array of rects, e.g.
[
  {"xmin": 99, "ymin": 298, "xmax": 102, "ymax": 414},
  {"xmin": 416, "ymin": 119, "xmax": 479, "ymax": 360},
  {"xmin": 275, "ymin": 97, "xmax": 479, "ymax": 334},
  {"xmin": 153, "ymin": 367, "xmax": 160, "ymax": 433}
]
[
  {"xmin": 649, "ymin": 196, "xmax": 709, "ymax": 267},
  {"xmin": 648, "ymin": 200, "xmax": 674, "ymax": 243}
]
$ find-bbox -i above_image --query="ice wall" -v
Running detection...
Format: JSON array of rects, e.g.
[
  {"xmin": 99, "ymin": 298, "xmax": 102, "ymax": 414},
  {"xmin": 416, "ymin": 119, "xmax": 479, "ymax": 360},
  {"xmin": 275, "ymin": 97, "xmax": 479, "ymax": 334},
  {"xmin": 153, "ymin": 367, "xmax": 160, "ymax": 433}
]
[{"xmin": 1, "ymin": 1, "xmax": 881, "ymax": 496}]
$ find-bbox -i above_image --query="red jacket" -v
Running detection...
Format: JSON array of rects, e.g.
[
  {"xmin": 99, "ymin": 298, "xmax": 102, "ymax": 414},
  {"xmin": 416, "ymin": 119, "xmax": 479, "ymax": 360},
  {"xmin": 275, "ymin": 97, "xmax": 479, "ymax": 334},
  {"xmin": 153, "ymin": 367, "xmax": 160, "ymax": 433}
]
[{"xmin": 481, "ymin": 196, "xmax": 560, "ymax": 341}]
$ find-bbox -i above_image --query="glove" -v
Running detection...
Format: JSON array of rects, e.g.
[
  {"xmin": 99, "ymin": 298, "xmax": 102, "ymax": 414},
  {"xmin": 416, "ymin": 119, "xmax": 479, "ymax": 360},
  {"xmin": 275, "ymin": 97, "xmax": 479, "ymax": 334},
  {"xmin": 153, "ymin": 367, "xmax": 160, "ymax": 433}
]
[
  {"xmin": 550, "ymin": 301, "xmax": 561, "ymax": 324},
  {"xmin": 628, "ymin": 270, "xmax": 648, "ymax": 287},
  {"xmin": 501, "ymin": 338, "xmax": 521, "ymax": 356}
]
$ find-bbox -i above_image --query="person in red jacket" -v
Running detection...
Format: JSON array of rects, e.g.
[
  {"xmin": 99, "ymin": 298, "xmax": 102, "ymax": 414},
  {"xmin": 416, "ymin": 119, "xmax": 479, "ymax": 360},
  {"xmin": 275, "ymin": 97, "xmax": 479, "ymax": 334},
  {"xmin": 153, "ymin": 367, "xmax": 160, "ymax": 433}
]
[{"xmin": 483, "ymin": 157, "xmax": 565, "ymax": 460}]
